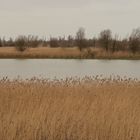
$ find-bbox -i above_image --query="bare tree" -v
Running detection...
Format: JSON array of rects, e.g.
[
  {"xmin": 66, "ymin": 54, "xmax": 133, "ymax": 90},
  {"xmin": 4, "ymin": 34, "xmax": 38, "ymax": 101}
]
[
  {"xmin": 0, "ymin": 38, "xmax": 2, "ymax": 47},
  {"xmin": 111, "ymin": 34, "xmax": 119, "ymax": 53},
  {"xmin": 129, "ymin": 27, "xmax": 140, "ymax": 54},
  {"xmin": 15, "ymin": 36, "xmax": 28, "ymax": 52},
  {"xmin": 58, "ymin": 36, "xmax": 66, "ymax": 47},
  {"xmin": 49, "ymin": 37, "xmax": 59, "ymax": 47},
  {"xmin": 7, "ymin": 38, "xmax": 15, "ymax": 46},
  {"xmin": 67, "ymin": 35, "xmax": 74, "ymax": 47},
  {"xmin": 75, "ymin": 27, "xmax": 86, "ymax": 51},
  {"xmin": 92, "ymin": 37, "xmax": 96, "ymax": 48},
  {"xmin": 27, "ymin": 35, "xmax": 40, "ymax": 48},
  {"xmin": 2, "ymin": 37, "xmax": 6, "ymax": 47},
  {"xmin": 99, "ymin": 29, "xmax": 112, "ymax": 51}
]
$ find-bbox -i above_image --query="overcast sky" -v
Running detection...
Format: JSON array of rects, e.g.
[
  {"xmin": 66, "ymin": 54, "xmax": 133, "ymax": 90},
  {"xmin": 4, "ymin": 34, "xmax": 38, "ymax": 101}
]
[{"xmin": 0, "ymin": 0, "xmax": 140, "ymax": 39}]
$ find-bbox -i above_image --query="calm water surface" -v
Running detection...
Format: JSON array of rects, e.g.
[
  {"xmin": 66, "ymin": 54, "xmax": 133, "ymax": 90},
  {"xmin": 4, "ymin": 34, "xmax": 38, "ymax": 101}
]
[{"xmin": 0, "ymin": 59, "xmax": 140, "ymax": 79}]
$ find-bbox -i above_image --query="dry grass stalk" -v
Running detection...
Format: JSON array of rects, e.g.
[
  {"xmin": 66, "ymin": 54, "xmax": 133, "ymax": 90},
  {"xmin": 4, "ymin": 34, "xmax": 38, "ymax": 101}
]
[{"xmin": 0, "ymin": 77, "xmax": 140, "ymax": 140}]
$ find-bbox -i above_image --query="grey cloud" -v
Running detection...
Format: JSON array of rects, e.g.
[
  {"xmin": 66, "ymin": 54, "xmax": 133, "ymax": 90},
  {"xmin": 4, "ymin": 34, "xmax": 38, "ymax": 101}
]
[
  {"xmin": 0, "ymin": 0, "xmax": 92, "ymax": 9},
  {"xmin": 0, "ymin": 0, "xmax": 140, "ymax": 38}
]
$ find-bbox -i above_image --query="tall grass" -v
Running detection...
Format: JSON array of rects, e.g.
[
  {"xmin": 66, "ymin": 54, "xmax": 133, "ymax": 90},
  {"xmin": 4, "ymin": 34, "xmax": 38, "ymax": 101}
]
[
  {"xmin": 0, "ymin": 77, "xmax": 140, "ymax": 140},
  {"xmin": 0, "ymin": 47, "xmax": 139, "ymax": 59}
]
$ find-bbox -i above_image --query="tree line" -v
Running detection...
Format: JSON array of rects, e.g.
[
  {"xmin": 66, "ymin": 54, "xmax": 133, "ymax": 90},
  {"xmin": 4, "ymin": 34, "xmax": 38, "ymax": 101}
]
[{"xmin": 0, "ymin": 27, "xmax": 140, "ymax": 54}]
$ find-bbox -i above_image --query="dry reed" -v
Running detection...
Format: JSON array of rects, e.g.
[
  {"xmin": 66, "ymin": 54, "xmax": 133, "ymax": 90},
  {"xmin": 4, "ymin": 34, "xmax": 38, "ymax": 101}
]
[
  {"xmin": 0, "ymin": 47, "xmax": 139, "ymax": 59},
  {"xmin": 0, "ymin": 77, "xmax": 140, "ymax": 140}
]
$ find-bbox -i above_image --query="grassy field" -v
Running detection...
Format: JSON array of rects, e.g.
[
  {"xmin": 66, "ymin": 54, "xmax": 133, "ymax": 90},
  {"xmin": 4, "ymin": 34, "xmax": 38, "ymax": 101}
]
[
  {"xmin": 0, "ymin": 77, "xmax": 140, "ymax": 140},
  {"xmin": 0, "ymin": 47, "xmax": 140, "ymax": 59}
]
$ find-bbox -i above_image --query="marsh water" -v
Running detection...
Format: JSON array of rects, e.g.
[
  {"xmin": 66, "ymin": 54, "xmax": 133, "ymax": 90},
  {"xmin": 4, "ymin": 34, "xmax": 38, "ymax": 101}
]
[{"xmin": 0, "ymin": 59, "xmax": 140, "ymax": 79}]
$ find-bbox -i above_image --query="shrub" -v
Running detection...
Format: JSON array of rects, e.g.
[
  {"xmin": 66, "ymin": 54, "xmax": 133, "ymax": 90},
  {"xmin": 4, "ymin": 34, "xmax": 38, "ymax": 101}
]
[{"xmin": 15, "ymin": 36, "xmax": 28, "ymax": 52}]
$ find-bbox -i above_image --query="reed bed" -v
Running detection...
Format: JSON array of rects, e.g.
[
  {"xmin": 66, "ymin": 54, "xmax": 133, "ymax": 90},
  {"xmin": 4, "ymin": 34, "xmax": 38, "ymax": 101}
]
[
  {"xmin": 0, "ymin": 47, "xmax": 139, "ymax": 59},
  {"xmin": 0, "ymin": 77, "xmax": 140, "ymax": 140},
  {"xmin": 0, "ymin": 47, "xmax": 82, "ymax": 59}
]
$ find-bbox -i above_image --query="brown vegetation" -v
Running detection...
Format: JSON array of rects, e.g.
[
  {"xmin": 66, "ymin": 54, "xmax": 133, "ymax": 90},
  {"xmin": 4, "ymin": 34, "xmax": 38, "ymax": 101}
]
[
  {"xmin": 0, "ymin": 77, "xmax": 140, "ymax": 140},
  {"xmin": 0, "ymin": 46, "xmax": 139, "ymax": 59},
  {"xmin": 0, "ymin": 47, "xmax": 81, "ymax": 58}
]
